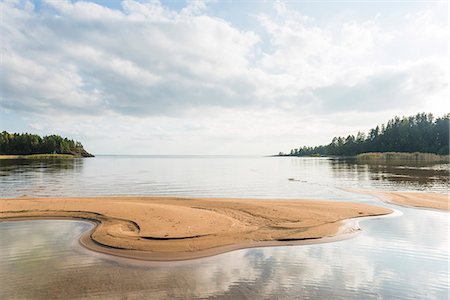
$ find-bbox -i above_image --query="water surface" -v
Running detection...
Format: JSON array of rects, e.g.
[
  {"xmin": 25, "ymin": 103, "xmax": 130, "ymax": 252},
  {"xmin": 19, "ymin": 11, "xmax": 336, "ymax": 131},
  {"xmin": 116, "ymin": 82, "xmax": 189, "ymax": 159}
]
[
  {"xmin": 0, "ymin": 156, "xmax": 448, "ymax": 299},
  {"xmin": 0, "ymin": 155, "xmax": 447, "ymax": 198}
]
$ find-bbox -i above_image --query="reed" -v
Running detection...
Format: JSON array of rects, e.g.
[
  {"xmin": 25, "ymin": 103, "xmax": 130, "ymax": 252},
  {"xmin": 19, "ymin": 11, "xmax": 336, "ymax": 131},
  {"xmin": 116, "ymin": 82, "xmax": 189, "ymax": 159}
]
[
  {"xmin": 0, "ymin": 154, "xmax": 76, "ymax": 159},
  {"xmin": 356, "ymin": 152, "xmax": 448, "ymax": 163}
]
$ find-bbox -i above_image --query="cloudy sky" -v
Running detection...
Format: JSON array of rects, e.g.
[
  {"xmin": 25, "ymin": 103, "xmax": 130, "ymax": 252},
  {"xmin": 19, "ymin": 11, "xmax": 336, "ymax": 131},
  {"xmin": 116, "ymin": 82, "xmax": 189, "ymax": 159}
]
[{"xmin": 1, "ymin": 0, "xmax": 448, "ymax": 155}]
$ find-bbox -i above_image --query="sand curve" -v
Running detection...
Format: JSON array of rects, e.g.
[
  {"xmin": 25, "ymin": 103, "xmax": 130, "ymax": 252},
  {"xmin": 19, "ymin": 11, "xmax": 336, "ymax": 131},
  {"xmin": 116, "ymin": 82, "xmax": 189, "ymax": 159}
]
[{"xmin": 0, "ymin": 196, "xmax": 392, "ymax": 261}]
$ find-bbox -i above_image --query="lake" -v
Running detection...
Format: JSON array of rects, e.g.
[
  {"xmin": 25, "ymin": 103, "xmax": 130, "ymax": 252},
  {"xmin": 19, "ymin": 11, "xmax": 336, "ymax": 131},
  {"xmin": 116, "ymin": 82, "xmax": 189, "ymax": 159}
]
[{"xmin": 0, "ymin": 156, "xmax": 448, "ymax": 299}]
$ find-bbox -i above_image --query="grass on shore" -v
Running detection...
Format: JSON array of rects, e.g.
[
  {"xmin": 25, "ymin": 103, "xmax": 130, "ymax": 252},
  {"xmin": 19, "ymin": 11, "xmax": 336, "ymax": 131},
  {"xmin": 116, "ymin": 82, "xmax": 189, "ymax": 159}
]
[
  {"xmin": 0, "ymin": 154, "xmax": 77, "ymax": 160},
  {"xmin": 356, "ymin": 152, "xmax": 448, "ymax": 163}
]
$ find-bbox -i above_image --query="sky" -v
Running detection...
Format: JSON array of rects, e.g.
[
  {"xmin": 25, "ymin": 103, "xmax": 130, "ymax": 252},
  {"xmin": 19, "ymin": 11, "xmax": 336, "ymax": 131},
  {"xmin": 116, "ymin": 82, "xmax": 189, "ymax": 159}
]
[{"xmin": 0, "ymin": 0, "xmax": 448, "ymax": 155}]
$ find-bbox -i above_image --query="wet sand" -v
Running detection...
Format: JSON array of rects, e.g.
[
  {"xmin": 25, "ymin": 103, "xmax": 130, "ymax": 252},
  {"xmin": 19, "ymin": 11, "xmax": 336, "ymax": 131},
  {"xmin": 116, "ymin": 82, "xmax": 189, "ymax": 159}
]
[
  {"xmin": 0, "ymin": 196, "xmax": 392, "ymax": 261},
  {"xmin": 345, "ymin": 189, "xmax": 448, "ymax": 211}
]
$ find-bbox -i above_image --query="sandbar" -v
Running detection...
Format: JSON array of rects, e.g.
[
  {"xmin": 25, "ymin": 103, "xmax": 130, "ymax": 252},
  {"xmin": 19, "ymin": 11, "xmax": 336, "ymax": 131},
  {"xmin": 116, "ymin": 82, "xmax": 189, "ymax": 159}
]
[
  {"xmin": 0, "ymin": 196, "xmax": 392, "ymax": 261},
  {"xmin": 345, "ymin": 189, "xmax": 448, "ymax": 211}
]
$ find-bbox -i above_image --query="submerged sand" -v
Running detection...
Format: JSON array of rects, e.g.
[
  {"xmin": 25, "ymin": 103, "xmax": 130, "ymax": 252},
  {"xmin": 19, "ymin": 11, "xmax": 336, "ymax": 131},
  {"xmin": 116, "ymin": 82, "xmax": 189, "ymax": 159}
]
[
  {"xmin": 345, "ymin": 189, "xmax": 449, "ymax": 211},
  {"xmin": 0, "ymin": 196, "xmax": 392, "ymax": 261}
]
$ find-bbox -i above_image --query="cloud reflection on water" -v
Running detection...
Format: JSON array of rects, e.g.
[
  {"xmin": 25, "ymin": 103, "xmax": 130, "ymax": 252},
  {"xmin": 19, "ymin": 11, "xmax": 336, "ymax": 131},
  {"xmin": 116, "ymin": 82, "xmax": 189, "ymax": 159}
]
[{"xmin": 0, "ymin": 208, "xmax": 448, "ymax": 300}]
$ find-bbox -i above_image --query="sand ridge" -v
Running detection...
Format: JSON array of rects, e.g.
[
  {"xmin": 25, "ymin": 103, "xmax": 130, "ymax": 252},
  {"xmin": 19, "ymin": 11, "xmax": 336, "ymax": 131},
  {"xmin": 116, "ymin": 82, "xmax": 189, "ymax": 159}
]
[
  {"xmin": 0, "ymin": 196, "xmax": 392, "ymax": 260},
  {"xmin": 344, "ymin": 189, "xmax": 449, "ymax": 211}
]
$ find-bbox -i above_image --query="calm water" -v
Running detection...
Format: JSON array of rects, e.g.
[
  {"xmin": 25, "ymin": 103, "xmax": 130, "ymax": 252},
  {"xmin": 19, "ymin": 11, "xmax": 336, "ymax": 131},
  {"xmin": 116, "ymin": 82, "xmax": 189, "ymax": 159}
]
[
  {"xmin": 0, "ymin": 155, "xmax": 448, "ymax": 198},
  {"xmin": 0, "ymin": 156, "xmax": 448, "ymax": 299}
]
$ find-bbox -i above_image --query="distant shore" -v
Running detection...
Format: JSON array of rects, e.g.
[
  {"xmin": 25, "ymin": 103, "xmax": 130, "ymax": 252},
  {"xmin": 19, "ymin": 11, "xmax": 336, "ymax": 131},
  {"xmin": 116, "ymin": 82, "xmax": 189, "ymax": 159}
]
[
  {"xmin": 0, "ymin": 154, "xmax": 93, "ymax": 159},
  {"xmin": 0, "ymin": 196, "xmax": 392, "ymax": 261},
  {"xmin": 274, "ymin": 152, "xmax": 449, "ymax": 163}
]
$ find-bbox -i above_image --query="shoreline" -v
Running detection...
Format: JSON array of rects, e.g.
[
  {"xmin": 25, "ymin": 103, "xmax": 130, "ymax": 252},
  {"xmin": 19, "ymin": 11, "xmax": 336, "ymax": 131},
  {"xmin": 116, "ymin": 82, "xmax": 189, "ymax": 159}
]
[
  {"xmin": 0, "ymin": 196, "xmax": 393, "ymax": 261},
  {"xmin": 0, "ymin": 154, "xmax": 82, "ymax": 159},
  {"xmin": 1, "ymin": 215, "xmax": 359, "ymax": 262},
  {"xmin": 0, "ymin": 214, "xmax": 392, "ymax": 264},
  {"xmin": 0, "ymin": 152, "xmax": 94, "ymax": 159},
  {"xmin": 271, "ymin": 152, "xmax": 449, "ymax": 163},
  {"xmin": 343, "ymin": 189, "xmax": 449, "ymax": 211},
  {"xmin": 78, "ymin": 209, "xmax": 404, "ymax": 263}
]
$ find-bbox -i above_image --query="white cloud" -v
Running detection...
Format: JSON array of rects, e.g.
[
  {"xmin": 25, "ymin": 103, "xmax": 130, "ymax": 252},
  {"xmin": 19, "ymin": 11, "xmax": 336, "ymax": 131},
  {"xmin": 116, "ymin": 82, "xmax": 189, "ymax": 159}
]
[
  {"xmin": 1, "ymin": 0, "xmax": 262, "ymax": 116},
  {"xmin": 0, "ymin": 0, "xmax": 447, "ymax": 154},
  {"xmin": 313, "ymin": 58, "xmax": 448, "ymax": 112}
]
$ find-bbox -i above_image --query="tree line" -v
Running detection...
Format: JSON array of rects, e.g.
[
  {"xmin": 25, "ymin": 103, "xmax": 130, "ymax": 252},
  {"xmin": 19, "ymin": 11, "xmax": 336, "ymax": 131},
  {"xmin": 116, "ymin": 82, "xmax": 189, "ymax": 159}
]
[
  {"xmin": 0, "ymin": 131, "xmax": 93, "ymax": 157},
  {"xmin": 280, "ymin": 113, "xmax": 449, "ymax": 157}
]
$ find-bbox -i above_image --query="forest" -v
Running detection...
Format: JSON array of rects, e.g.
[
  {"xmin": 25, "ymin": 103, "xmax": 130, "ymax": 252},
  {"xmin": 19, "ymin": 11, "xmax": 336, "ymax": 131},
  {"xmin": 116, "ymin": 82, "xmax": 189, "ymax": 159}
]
[
  {"xmin": 0, "ymin": 131, "xmax": 94, "ymax": 157},
  {"xmin": 279, "ymin": 113, "xmax": 449, "ymax": 157}
]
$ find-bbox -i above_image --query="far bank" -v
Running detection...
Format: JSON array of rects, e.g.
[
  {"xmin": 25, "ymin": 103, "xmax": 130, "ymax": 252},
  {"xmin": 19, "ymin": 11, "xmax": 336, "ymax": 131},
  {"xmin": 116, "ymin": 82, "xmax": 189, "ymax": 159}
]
[{"xmin": 275, "ymin": 152, "xmax": 449, "ymax": 164}]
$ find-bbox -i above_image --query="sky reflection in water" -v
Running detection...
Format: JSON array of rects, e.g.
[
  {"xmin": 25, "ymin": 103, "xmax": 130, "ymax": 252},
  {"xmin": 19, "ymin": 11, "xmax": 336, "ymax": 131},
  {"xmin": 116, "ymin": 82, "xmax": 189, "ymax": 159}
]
[
  {"xmin": 0, "ymin": 208, "xmax": 447, "ymax": 299},
  {"xmin": 0, "ymin": 156, "xmax": 448, "ymax": 299}
]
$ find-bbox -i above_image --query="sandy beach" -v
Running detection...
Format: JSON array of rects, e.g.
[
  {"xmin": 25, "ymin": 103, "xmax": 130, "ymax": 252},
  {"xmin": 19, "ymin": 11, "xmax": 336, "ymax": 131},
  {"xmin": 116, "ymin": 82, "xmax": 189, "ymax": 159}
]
[
  {"xmin": 0, "ymin": 196, "xmax": 392, "ymax": 261},
  {"xmin": 345, "ymin": 189, "xmax": 449, "ymax": 211}
]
